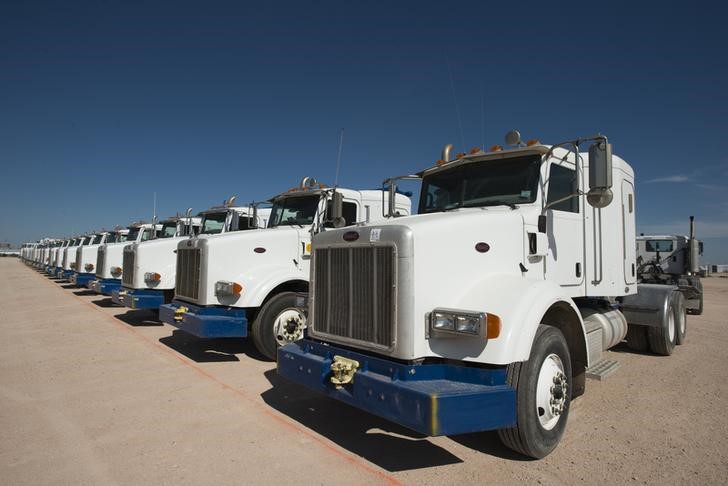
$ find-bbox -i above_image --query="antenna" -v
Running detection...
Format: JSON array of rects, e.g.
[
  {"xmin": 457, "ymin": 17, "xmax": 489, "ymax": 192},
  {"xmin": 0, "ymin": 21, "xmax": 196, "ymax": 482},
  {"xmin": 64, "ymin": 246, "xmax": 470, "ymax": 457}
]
[
  {"xmin": 445, "ymin": 50, "xmax": 465, "ymax": 149},
  {"xmin": 480, "ymin": 83, "xmax": 485, "ymax": 150},
  {"xmin": 334, "ymin": 128, "xmax": 344, "ymax": 187}
]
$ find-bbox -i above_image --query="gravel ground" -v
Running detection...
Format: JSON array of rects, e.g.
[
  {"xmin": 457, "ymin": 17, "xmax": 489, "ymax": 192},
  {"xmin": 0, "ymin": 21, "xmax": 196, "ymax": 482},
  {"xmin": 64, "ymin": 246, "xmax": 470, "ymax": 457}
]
[{"xmin": 1, "ymin": 258, "xmax": 727, "ymax": 485}]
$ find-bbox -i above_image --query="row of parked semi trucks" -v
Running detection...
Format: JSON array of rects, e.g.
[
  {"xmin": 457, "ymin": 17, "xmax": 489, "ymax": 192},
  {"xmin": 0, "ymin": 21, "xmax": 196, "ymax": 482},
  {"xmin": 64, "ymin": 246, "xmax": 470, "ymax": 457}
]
[{"xmin": 19, "ymin": 132, "xmax": 703, "ymax": 459}]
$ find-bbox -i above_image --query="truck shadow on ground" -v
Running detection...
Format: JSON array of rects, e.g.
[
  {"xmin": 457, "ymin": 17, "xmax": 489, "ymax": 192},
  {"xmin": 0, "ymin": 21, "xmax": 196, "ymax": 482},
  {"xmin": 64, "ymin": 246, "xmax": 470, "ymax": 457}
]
[
  {"xmin": 608, "ymin": 342, "xmax": 659, "ymax": 356},
  {"xmin": 73, "ymin": 290, "xmax": 96, "ymax": 297},
  {"xmin": 158, "ymin": 330, "xmax": 268, "ymax": 363},
  {"xmin": 113, "ymin": 310, "xmax": 164, "ymax": 327},
  {"xmin": 260, "ymin": 369, "xmax": 524, "ymax": 471},
  {"xmin": 91, "ymin": 298, "xmax": 118, "ymax": 308},
  {"xmin": 60, "ymin": 284, "xmax": 77, "ymax": 289}
]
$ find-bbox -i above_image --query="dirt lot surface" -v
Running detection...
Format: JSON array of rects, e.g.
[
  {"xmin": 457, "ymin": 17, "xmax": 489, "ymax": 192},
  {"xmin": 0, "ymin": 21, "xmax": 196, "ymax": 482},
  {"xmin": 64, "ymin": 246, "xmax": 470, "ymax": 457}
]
[{"xmin": 2, "ymin": 259, "xmax": 727, "ymax": 485}]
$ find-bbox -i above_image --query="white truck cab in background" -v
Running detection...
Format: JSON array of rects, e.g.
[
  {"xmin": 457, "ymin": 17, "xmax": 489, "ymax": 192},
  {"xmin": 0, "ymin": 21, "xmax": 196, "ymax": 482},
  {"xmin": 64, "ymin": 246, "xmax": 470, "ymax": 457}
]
[
  {"xmin": 69, "ymin": 232, "xmax": 112, "ymax": 288},
  {"xmin": 89, "ymin": 225, "xmax": 152, "ymax": 295},
  {"xmin": 159, "ymin": 178, "xmax": 411, "ymax": 360},
  {"xmin": 635, "ymin": 216, "xmax": 704, "ymax": 315},
  {"xmin": 114, "ymin": 200, "xmax": 272, "ymax": 310},
  {"xmin": 277, "ymin": 133, "xmax": 688, "ymax": 459},
  {"xmin": 59, "ymin": 236, "xmax": 90, "ymax": 280}
]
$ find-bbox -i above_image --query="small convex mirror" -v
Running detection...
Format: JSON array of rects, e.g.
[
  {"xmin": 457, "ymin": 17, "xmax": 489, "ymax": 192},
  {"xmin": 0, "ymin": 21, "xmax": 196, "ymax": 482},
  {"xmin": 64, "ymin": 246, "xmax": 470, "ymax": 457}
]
[{"xmin": 587, "ymin": 141, "xmax": 614, "ymax": 208}]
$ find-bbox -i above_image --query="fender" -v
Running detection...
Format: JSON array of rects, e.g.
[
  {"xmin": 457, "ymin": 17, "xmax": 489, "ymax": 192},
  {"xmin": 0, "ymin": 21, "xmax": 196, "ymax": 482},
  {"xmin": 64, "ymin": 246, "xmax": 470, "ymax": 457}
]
[
  {"xmin": 439, "ymin": 274, "xmax": 588, "ymax": 366},
  {"xmin": 235, "ymin": 264, "xmax": 309, "ymax": 308}
]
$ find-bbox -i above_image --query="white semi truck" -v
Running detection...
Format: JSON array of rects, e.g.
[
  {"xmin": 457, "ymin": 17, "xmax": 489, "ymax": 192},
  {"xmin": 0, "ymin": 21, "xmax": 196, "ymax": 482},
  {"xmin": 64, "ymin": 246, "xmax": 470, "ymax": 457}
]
[
  {"xmin": 59, "ymin": 236, "xmax": 91, "ymax": 281},
  {"xmin": 89, "ymin": 225, "xmax": 143, "ymax": 295},
  {"xmin": 114, "ymin": 203, "xmax": 271, "ymax": 310},
  {"xmin": 159, "ymin": 178, "xmax": 411, "ymax": 360},
  {"xmin": 635, "ymin": 217, "xmax": 703, "ymax": 315},
  {"xmin": 52, "ymin": 239, "xmax": 71, "ymax": 277},
  {"xmin": 111, "ymin": 213, "xmax": 203, "ymax": 308},
  {"xmin": 277, "ymin": 133, "xmax": 687, "ymax": 458},
  {"xmin": 69, "ymin": 231, "xmax": 114, "ymax": 288}
]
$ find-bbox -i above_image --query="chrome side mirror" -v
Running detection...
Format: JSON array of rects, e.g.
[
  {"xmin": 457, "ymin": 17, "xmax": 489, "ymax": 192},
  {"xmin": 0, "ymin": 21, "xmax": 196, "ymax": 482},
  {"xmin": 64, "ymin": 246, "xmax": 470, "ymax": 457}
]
[{"xmin": 587, "ymin": 141, "xmax": 613, "ymax": 208}]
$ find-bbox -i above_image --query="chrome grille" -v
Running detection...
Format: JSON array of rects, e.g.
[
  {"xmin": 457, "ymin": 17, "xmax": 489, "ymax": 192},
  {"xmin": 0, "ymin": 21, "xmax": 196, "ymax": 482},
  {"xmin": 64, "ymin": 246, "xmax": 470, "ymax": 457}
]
[
  {"xmin": 76, "ymin": 247, "xmax": 83, "ymax": 271},
  {"xmin": 62, "ymin": 251, "xmax": 68, "ymax": 269},
  {"xmin": 96, "ymin": 247, "xmax": 106, "ymax": 278},
  {"xmin": 176, "ymin": 247, "xmax": 201, "ymax": 300},
  {"xmin": 311, "ymin": 245, "xmax": 396, "ymax": 349},
  {"xmin": 122, "ymin": 249, "xmax": 135, "ymax": 286}
]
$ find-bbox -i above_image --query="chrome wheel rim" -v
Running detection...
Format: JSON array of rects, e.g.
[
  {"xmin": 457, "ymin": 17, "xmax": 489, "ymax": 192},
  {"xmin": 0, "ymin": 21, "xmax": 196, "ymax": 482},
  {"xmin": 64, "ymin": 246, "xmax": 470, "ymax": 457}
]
[
  {"xmin": 272, "ymin": 308, "xmax": 307, "ymax": 346},
  {"xmin": 536, "ymin": 353, "xmax": 567, "ymax": 430}
]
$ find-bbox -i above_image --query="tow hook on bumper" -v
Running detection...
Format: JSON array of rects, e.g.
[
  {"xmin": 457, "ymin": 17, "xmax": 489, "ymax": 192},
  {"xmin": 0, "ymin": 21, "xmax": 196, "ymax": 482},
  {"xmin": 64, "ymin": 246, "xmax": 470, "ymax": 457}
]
[
  {"xmin": 330, "ymin": 356, "xmax": 359, "ymax": 388},
  {"xmin": 174, "ymin": 306, "xmax": 189, "ymax": 321}
]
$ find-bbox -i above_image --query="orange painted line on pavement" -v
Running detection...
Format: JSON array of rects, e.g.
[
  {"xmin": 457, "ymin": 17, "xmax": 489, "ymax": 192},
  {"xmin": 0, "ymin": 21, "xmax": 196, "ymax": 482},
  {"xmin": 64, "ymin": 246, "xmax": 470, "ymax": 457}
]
[{"xmin": 38, "ymin": 272, "xmax": 402, "ymax": 486}]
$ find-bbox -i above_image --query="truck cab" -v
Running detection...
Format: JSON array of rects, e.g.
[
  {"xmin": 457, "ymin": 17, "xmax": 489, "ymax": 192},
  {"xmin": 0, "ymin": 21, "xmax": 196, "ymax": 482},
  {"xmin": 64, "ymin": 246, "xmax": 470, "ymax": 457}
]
[
  {"xmin": 111, "ymin": 213, "xmax": 206, "ymax": 309},
  {"xmin": 44, "ymin": 240, "xmax": 62, "ymax": 274},
  {"xmin": 277, "ymin": 134, "xmax": 687, "ymax": 459},
  {"xmin": 89, "ymin": 225, "xmax": 149, "ymax": 295},
  {"xmin": 636, "ymin": 217, "xmax": 704, "ymax": 314},
  {"xmin": 53, "ymin": 239, "xmax": 70, "ymax": 277},
  {"xmin": 60, "ymin": 236, "xmax": 90, "ymax": 280},
  {"xmin": 159, "ymin": 178, "xmax": 411, "ymax": 360},
  {"xmin": 69, "ymin": 232, "xmax": 111, "ymax": 288}
]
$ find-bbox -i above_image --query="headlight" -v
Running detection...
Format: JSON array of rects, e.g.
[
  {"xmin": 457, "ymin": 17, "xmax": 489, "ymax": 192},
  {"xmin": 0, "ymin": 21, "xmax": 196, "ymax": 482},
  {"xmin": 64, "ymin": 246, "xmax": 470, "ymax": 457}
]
[
  {"xmin": 144, "ymin": 272, "xmax": 161, "ymax": 282},
  {"xmin": 432, "ymin": 313, "xmax": 455, "ymax": 331},
  {"xmin": 110, "ymin": 266, "xmax": 122, "ymax": 277},
  {"xmin": 70, "ymin": 262, "xmax": 76, "ymax": 269},
  {"xmin": 429, "ymin": 308, "xmax": 485, "ymax": 337},
  {"xmin": 85, "ymin": 263, "xmax": 94, "ymax": 272},
  {"xmin": 215, "ymin": 280, "xmax": 242, "ymax": 297}
]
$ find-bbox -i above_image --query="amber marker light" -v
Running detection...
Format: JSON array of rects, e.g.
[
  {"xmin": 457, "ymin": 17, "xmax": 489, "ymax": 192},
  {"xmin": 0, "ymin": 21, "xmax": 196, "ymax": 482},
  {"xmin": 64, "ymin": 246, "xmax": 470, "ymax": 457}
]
[
  {"xmin": 526, "ymin": 139, "xmax": 540, "ymax": 146},
  {"xmin": 489, "ymin": 145, "xmax": 503, "ymax": 152},
  {"xmin": 486, "ymin": 313, "xmax": 502, "ymax": 339}
]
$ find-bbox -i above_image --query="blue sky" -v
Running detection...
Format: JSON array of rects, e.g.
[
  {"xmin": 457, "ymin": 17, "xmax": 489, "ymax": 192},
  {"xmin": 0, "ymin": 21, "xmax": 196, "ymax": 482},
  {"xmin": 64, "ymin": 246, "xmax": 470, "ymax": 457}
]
[{"xmin": 1, "ymin": 1, "xmax": 727, "ymax": 262}]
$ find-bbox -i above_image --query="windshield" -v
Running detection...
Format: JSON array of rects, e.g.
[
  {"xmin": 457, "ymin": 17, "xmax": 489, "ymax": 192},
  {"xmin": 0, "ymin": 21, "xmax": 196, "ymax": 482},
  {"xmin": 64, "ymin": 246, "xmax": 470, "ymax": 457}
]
[
  {"xmin": 92, "ymin": 235, "xmax": 103, "ymax": 245},
  {"xmin": 116, "ymin": 233, "xmax": 129, "ymax": 243},
  {"xmin": 268, "ymin": 195, "xmax": 320, "ymax": 228},
  {"xmin": 645, "ymin": 240, "xmax": 674, "ymax": 252},
  {"xmin": 201, "ymin": 211, "xmax": 228, "ymax": 234},
  {"xmin": 160, "ymin": 222, "xmax": 177, "ymax": 238},
  {"xmin": 418, "ymin": 155, "xmax": 542, "ymax": 213}
]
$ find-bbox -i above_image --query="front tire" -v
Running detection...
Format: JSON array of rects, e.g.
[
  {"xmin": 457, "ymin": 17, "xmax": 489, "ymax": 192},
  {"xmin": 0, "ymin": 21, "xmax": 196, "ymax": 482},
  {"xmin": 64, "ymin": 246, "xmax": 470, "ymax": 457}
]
[
  {"xmin": 498, "ymin": 325, "xmax": 572, "ymax": 459},
  {"xmin": 251, "ymin": 292, "xmax": 307, "ymax": 361}
]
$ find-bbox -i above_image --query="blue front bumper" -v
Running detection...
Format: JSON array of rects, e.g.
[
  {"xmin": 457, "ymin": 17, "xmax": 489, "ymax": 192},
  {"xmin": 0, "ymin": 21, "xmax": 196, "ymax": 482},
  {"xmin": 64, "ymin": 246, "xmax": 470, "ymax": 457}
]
[
  {"xmin": 61, "ymin": 269, "xmax": 74, "ymax": 280},
  {"xmin": 277, "ymin": 339, "xmax": 517, "ymax": 437},
  {"xmin": 72, "ymin": 272, "xmax": 95, "ymax": 287},
  {"xmin": 122, "ymin": 288, "xmax": 165, "ymax": 310},
  {"xmin": 159, "ymin": 300, "xmax": 249, "ymax": 338},
  {"xmin": 91, "ymin": 278, "xmax": 121, "ymax": 295}
]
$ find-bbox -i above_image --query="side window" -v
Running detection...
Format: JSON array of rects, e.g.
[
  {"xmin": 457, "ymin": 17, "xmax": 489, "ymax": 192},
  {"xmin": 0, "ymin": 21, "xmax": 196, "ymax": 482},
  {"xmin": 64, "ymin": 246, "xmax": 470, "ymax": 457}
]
[
  {"xmin": 141, "ymin": 229, "xmax": 153, "ymax": 242},
  {"xmin": 342, "ymin": 202, "xmax": 357, "ymax": 225},
  {"xmin": 547, "ymin": 164, "xmax": 579, "ymax": 213},
  {"xmin": 324, "ymin": 201, "xmax": 358, "ymax": 226}
]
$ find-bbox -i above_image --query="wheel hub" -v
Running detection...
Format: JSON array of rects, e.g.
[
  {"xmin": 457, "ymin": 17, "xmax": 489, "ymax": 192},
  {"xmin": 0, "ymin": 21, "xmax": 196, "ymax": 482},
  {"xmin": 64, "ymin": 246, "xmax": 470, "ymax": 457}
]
[
  {"xmin": 273, "ymin": 308, "xmax": 307, "ymax": 346},
  {"xmin": 536, "ymin": 353, "xmax": 568, "ymax": 430}
]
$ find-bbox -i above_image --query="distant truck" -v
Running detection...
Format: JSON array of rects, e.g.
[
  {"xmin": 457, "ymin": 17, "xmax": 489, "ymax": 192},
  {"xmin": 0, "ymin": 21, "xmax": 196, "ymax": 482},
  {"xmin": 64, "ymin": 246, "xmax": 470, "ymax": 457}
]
[
  {"xmin": 113, "ymin": 203, "xmax": 271, "ymax": 310},
  {"xmin": 89, "ymin": 225, "xmax": 143, "ymax": 295},
  {"xmin": 59, "ymin": 236, "xmax": 90, "ymax": 280},
  {"xmin": 159, "ymin": 178, "xmax": 411, "ymax": 360},
  {"xmin": 69, "ymin": 231, "xmax": 115, "ymax": 288},
  {"xmin": 277, "ymin": 133, "xmax": 688, "ymax": 459},
  {"xmin": 636, "ymin": 216, "xmax": 703, "ymax": 315}
]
